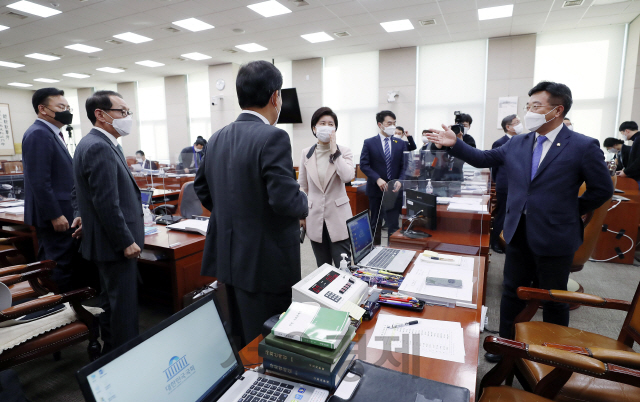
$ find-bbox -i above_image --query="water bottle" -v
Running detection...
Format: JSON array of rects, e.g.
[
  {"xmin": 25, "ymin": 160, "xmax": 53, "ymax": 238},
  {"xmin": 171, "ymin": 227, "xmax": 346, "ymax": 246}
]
[
  {"xmin": 426, "ymin": 179, "xmax": 433, "ymax": 194},
  {"xmin": 143, "ymin": 205, "xmax": 154, "ymax": 226},
  {"xmin": 339, "ymin": 253, "xmax": 350, "ymax": 274}
]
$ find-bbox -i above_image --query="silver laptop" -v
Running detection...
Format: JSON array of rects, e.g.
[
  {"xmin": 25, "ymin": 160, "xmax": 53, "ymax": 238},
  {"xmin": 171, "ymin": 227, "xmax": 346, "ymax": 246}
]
[
  {"xmin": 77, "ymin": 293, "xmax": 328, "ymax": 402},
  {"xmin": 346, "ymin": 210, "xmax": 416, "ymax": 274}
]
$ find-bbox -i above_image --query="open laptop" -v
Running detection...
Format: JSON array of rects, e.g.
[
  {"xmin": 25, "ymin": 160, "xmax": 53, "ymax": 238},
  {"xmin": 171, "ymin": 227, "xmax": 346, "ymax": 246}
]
[
  {"xmin": 76, "ymin": 293, "xmax": 329, "ymax": 402},
  {"xmin": 346, "ymin": 210, "xmax": 416, "ymax": 274},
  {"xmin": 141, "ymin": 189, "xmax": 154, "ymax": 207}
]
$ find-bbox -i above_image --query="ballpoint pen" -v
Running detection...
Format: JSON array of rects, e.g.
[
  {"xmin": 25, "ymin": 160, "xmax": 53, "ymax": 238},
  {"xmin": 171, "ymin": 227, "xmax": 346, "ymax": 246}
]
[{"xmin": 387, "ymin": 320, "xmax": 419, "ymax": 329}]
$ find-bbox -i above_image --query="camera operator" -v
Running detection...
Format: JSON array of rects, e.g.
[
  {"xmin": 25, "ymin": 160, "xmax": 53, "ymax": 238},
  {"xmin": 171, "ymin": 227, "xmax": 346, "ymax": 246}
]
[{"xmin": 452, "ymin": 112, "xmax": 476, "ymax": 148}]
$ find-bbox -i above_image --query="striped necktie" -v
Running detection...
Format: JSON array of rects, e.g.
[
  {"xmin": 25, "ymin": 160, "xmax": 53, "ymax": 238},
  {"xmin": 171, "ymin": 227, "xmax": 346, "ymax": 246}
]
[{"xmin": 384, "ymin": 137, "xmax": 392, "ymax": 180}]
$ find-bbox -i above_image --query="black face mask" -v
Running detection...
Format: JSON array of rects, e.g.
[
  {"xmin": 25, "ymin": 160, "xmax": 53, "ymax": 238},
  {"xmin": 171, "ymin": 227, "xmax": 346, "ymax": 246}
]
[{"xmin": 45, "ymin": 107, "xmax": 73, "ymax": 125}]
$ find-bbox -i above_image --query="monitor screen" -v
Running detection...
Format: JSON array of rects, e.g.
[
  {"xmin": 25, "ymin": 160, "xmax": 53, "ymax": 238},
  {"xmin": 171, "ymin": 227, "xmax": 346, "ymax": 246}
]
[
  {"xmin": 405, "ymin": 190, "xmax": 437, "ymax": 230},
  {"xmin": 141, "ymin": 190, "xmax": 153, "ymax": 205},
  {"xmin": 277, "ymin": 88, "xmax": 302, "ymax": 124},
  {"xmin": 83, "ymin": 299, "xmax": 237, "ymax": 402},
  {"xmin": 347, "ymin": 212, "xmax": 373, "ymax": 264}
]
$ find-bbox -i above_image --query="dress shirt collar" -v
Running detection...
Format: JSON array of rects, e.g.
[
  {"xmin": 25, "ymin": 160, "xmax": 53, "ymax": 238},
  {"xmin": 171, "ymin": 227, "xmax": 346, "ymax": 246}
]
[
  {"xmin": 94, "ymin": 127, "xmax": 119, "ymax": 147},
  {"xmin": 535, "ymin": 122, "xmax": 563, "ymax": 145},
  {"xmin": 379, "ymin": 132, "xmax": 392, "ymax": 146},
  {"xmin": 241, "ymin": 110, "xmax": 270, "ymax": 125},
  {"xmin": 506, "ymin": 132, "xmax": 516, "ymax": 139},
  {"xmin": 37, "ymin": 118, "xmax": 61, "ymax": 136}
]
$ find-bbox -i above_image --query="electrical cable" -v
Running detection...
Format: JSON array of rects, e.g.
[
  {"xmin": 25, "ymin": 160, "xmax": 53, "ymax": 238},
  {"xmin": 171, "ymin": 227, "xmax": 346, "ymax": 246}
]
[{"xmin": 589, "ymin": 228, "xmax": 634, "ymax": 262}]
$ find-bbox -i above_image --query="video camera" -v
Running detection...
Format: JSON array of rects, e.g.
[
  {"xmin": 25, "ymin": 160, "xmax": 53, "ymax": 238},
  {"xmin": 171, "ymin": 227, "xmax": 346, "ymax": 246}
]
[{"xmin": 451, "ymin": 111, "xmax": 465, "ymax": 135}]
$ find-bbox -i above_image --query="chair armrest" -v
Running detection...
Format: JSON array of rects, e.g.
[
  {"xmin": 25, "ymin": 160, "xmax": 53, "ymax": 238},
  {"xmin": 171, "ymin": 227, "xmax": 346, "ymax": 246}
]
[
  {"xmin": 517, "ymin": 287, "xmax": 630, "ymax": 311},
  {"xmin": 543, "ymin": 343, "xmax": 640, "ymax": 370},
  {"xmin": 0, "ymin": 287, "xmax": 96, "ymax": 321},
  {"xmin": 481, "ymin": 336, "xmax": 640, "ymax": 399},
  {"xmin": 0, "ymin": 267, "xmax": 52, "ymax": 287},
  {"xmin": 0, "ymin": 260, "xmax": 56, "ymax": 277}
]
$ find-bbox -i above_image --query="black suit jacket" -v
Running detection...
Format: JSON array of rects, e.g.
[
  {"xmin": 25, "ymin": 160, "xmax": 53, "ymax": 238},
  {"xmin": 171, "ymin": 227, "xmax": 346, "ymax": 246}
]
[
  {"xmin": 623, "ymin": 133, "xmax": 640, "ymax": 179},
  {"xmin": 73, "ymin": 129, "xmax": 144, "ymax": 262},
  {"xmin": 23, "ymin": 120, "xmax": 74, "ymax": 227},
  {"xmin": 359, "ymin": 135, "xmax": 407, "ymax": 198},
  {"xmin": 617, "ymin": 143, "xmax": 632, "ymax": 171},
  {"xmin": 491, "ymin": 134, "xmax": 511, "ymax": 193},
  {"xmin": 194, "ymin": 113, "xmax": 308, "ymax": 294}
]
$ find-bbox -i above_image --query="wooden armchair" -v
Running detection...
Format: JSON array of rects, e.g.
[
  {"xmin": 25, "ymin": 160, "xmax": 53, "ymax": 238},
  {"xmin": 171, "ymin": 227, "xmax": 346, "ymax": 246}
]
[
  {"xmin": 0, "ymin": 287, "xmax": 101, "ymax": 370},
  {"xmin": 0, "ymin": 261, "xmax": 58, "ymax": 301},
  {"xmin": 502, "ymin": 283, "xmax": 640, "ymax": 402},
  {"xmin": 0, "ymin": 236, "xmax": 35, "ymax": 267},
  {"xmin": 479, "ymin": 336, "xmax": 640, "ymax": 402}
]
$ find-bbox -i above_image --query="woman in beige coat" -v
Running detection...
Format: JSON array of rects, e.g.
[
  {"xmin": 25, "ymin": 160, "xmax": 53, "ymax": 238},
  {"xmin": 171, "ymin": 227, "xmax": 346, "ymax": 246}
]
[{"xmin": 299, "ymin": 107, "xmax": 355, "ymax": 267}]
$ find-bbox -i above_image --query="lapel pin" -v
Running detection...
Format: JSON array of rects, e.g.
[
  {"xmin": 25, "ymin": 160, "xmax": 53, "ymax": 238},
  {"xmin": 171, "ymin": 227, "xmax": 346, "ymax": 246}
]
[{"xmin": 557, "ymin": 143, "xmax": 561, "ymax": 146}]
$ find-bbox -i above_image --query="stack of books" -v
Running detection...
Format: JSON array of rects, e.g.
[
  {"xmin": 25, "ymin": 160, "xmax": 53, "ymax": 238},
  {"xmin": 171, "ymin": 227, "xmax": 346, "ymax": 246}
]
[{"xmin": 259, "ymin": 302, "xmax": 356, "ymax": 390}]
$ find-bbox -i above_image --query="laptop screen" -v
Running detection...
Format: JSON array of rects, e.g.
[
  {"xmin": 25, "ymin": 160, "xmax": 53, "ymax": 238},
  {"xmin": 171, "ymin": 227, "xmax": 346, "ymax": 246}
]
[
  {"xmin": 141, "ymin": 190, "xmax": 153, "ymax": 206},
  {"xmin": 346, "ymin": 211, "xmax": 374, "ymax": 264},
  {"xmin": 81, "ymin": 298, "xmax": 238, "ymax": 402}
]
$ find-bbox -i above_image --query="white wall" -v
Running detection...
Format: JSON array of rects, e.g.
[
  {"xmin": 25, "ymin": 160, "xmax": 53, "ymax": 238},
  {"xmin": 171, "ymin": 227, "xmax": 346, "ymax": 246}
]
[
  {"xmin": 117, "ymin": 82, "xmax": 140, "ymax": 157},
  {"xmin": 292, "ymin": 58, "xmax": 323, "ymax": 166},
  {"xmin": 208, "ymin": 63, "xmax": 241, "ymax": 135},
  {"xmin": 165, "ymin": 75, "xmax": 190, "ymax": 164},
  {"xmin": 379, "ymin": 47, "xmax": 417, "ymax": 137},
  {"xmin": 620, "ymin": 17, "xmax": 640, "ymax": 126}
]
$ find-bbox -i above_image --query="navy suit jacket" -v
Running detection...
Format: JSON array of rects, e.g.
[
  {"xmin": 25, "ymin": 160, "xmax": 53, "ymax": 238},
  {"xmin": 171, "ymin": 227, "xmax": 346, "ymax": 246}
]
[
  {"xmin": 449, "ymin": 125, "xmax": 613, "ymax": 256},
  {"xmin": 360, "ymin": 135, "xmax": 407, "ymax": 198},
  {"xmin": 23, "ymin": 120, "xmax": 74, "ymax": 228},
  {"xmin": 491, "ymin": 134, "xmax": 511, "ymax": 194}
]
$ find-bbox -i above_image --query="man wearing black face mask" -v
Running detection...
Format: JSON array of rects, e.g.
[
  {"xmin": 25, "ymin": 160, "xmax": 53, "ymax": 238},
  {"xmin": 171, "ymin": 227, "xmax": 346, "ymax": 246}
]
[{"xmin": 23, "ymin": 88, "xmax": 82, "ymax": 292}]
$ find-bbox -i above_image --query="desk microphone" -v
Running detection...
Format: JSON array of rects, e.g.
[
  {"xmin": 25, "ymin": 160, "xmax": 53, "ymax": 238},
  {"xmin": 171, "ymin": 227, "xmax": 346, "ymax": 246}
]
[
  {"xmin": 66, "ymin": 125, "xmax": 73, "ymax": 139},
  {"xmin": 404, "ymin": 209, "xmax": 431, "ymax": 239}
]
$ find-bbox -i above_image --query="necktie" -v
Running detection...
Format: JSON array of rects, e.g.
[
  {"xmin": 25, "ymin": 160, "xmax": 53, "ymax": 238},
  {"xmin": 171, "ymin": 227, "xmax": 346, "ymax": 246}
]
[
  {"xmin": 116, "ymin": 144, "xmax": 125, "ymax": 160},
  {"xmin": 58, "ymin": 132, "xmax": 66, "ymax": 145},
  {"xmin": 531, "ymin": 135, "xmax": 548, "ymax": 180},
  {"xmin": 384, "ymin": 137, "xmax": 392, "ymax": 180}
]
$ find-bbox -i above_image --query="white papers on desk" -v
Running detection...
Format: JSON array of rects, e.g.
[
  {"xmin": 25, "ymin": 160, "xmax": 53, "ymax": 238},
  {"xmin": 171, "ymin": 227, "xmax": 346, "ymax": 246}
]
[
  {"xmin": 447, "ymin": 203, "xmax": 488, "ymax": 213},
  {"xmin": 367, "ymin": 314, "xmax": 465, "ymax": 363},
  {"xmin": 437, "ymin": 197, "xmax": 483, "ymax": 205},
  {"xmin": 398, "ymin": 255, "xmax": 474, "ymax": 304},
  {"xmin": 167, "ymin": 219, "xmax": 208, "ymax": 236},
  {"xmin": 0, "ymin": 201, "xmax": 23, "ymax": 207},
  {"xmin": 1, "ymin": 206, "xmax": 24, "ymax": 215}
]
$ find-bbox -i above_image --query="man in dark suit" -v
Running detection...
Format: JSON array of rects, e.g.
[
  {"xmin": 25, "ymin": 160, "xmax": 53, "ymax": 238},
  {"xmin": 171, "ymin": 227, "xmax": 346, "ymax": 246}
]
[
  {"xmin": 178, "ymin": 137, "xmax": 206, "ymax": 173},
  {"xmin": 490, "ymin": 114, "xmax": 523, "ymax": 254},
  {"xmin": 360, "ymin": 110, "xmax": 407, "ymax": 244},
  {"xmin": 135, "ymin": 150, "xmax": 157, "ymax": 170},
  {"xmin": 73, "ymin": 90, "xmax": 143, "ymax": 353},
  {"xmin": 194, "ymin": 61, "xmax": 308, "ymax": 347},
  {"xmin": 616, "ymin": 121, "xmax": 640, "ymax": 185},
  {"xmin": 23, "ymin": 88, "xmax": 81, "ymax": 292},
  {"xmin": 427, "ymin": 81, "xmax": 613, "ymax": 361}
]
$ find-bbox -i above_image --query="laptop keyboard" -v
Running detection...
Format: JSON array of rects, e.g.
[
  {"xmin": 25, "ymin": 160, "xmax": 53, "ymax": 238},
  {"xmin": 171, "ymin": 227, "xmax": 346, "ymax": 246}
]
[
  {"xmin": 239, "ymin": 377, "xmax": 294, "ymax": 402},
  {"xmin": 367, "ymin": 248, "xmax": 400, "ymax": 269}
]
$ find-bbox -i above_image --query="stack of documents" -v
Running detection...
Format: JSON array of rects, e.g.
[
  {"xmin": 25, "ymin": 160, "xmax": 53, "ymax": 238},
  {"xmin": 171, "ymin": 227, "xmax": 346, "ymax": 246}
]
[
  {"xmin": 1, "ymin": 206, "xmax": 24, "ymax": 215},
  {"xmin": 367, "ymin": 314, "xmax": 466, "ymax": 363},
  {"xmin": 0, "ymin": 201, "xmax": 24, "ymax": 208},
  {"xmin": 437, "ymin": 196, "xmax": 482, "ymax": 205},
  {"xmin": 398, "ymin": 254, "xmax": 474, "ymax": 305},
  {"xmin": 447, "ymin": 203, "xmax": 488, "ymax": 213},
  {"xmin": 167, "ymin": 219, "xmax": 208, "ymax": 236},
  {"xmin": 441, "ymin": 196, "xmax": 487, "ymax": 213}
]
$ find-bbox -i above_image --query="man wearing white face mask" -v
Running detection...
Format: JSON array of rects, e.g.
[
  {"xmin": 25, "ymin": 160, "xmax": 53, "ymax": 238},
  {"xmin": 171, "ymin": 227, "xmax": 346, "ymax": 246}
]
[
  {"xmin": 298, "ymin": 107, "xmax": 354, "ymax": 267},
  {"xmin": 490, "ymin": 114, "xmax": 523, "ymax": 254},
  {"xmin": 427, "ymin": 82, "xmax": 613, "ymax": 362},
  {"xmin": 360, "ymin": 110, "xmax": 407, "ymax": 245},
  {"xmin": 73, "ymin": 90, "xmax": 143, "ymax": 353}
]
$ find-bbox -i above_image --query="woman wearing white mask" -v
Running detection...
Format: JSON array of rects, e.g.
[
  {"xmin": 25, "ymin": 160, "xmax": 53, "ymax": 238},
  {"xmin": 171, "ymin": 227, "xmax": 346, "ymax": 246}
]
[
  {"xmin": 178, "ymin": 136, "xmax": 206, "ymax": 173},
  {"xmin": 298, "ymin": 107, "xmax": 355, "ymax": 267}
]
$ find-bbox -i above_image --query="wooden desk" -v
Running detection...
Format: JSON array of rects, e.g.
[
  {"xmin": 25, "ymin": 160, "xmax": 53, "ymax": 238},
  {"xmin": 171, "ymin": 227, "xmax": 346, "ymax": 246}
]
[
  {"xmin": 239, "ymin": 254, "xmax": 485, "ymax": 402},
  {"xmin": 139, "ymin": 225, "xmax": 214, "ymax": 311},
  {"xmin": 345, "ymin": 184, "xmax": 368, "ymax": 216}
]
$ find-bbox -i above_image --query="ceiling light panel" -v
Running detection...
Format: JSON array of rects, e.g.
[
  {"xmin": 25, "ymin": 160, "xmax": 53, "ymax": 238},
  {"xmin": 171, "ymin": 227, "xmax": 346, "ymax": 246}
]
[
  {"xmin": 172, "ymin": 18, "xmax": 214, "ymax": 32},
  {"xmin": 8, "ymin": 82, "xmax": 32, "ymax": 87},
  {"xmin": 26, "ymin": 53, "xmax": 60, "ymax": 61},
  {"xmin": 34, "ymin": 78, "xmax": 59, "ymax": 83},
  {"xmin": 6, "ymin": 1, "xmax": 61, "ymax": 18},
  {"xmin": 247, "ymin": 0, "xmax": 292, "ymax": 17},
  {"xmin": 113, "ymin": 32, "xmax": 152, "ymax": 44},
  {"xmin": 478, "ymin": 5, "xmax": 514, "ymax": 21},
  {"xmin": 63, "ymin": 73, "xmax": 90, "ymax": 78},
  {"xmin": 235, "ymin": 43, "xmax": 267, "ymax": 52},
  {"xmin": 96, "ymin": 67, "xmax": 124, "ymax": 73},
  {"xmin": 301, "ymin": 32, "xmax": 334, "ymax": 43},
  {"xmin": 380, "ymin": 19, "xmax": 414, "ymax": 33},
  {"xmin": 0, "ymin": 25, "xmax": 9, "ymax": 31},
  {"xmin": 0, "ymin": 61, "xmax": 24, "ymax": 68},
  {"xmin": 181, "ymin": 52, "xmax": 211, "ymax": 60},
  {"xmin": 65, "ymin": 44, "xmax": 102, "ymax": 53},
  {"xmin": 136, "ymin": 60, "xmax": 164, "ymax": 67}
]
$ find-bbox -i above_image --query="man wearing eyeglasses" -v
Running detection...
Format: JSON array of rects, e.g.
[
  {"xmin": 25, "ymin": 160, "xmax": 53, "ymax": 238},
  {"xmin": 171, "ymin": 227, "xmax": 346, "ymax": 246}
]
[
  {"xmin": 23, "ymin": 88, "xmax": 82, "ymax": 292},
  {"xmin": 73, "ymin": 90, "xmax": 142, "ymax": 353},
  {"xmin": 427, "ymin": 81, "xmax": 613, "ymax": 362}
]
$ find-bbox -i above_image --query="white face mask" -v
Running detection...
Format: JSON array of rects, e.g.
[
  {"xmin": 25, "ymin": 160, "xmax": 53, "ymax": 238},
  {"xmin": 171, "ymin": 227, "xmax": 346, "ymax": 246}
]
[
  {"xmin": 463, "ymin": 127, "xmax": 469, "ymax": 135},
  {"xmin": 104, "ymin": 112, "xmax": 132, "ymax": 137},
  {"xmin": 382, "ymin": 125, "xmax": 396, "ymax": 137},
  {"xmin": 512, "ymin": 123, "xmax": 524, "ymax": 135},
  {"xmin": 524, "ymin": 106, "xmax": 558, "ymax": 133},
  {"xmin": 136, "ymin": 157, "xmax": 143, "ymax": 163},
  {"xmin": 394, "ymin": 133, "xmax": 403, "ymax": 139},
  {"xmin": 315, "ymin": 126, "xmax": 333, "ymax": 143},
  {"xmin": 194, "ymin": 147, "xmax": 202, "ymax": 153},
  {"xmin": 422, "ymin": 135, "xmax": 429, "ymax": 144}
]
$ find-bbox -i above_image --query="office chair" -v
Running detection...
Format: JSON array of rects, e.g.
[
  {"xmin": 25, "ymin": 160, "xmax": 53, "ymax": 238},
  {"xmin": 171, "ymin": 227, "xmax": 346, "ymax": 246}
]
[{"xmin": 478, "ymin": 336, "xmax": 640, "ymax": 402}]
